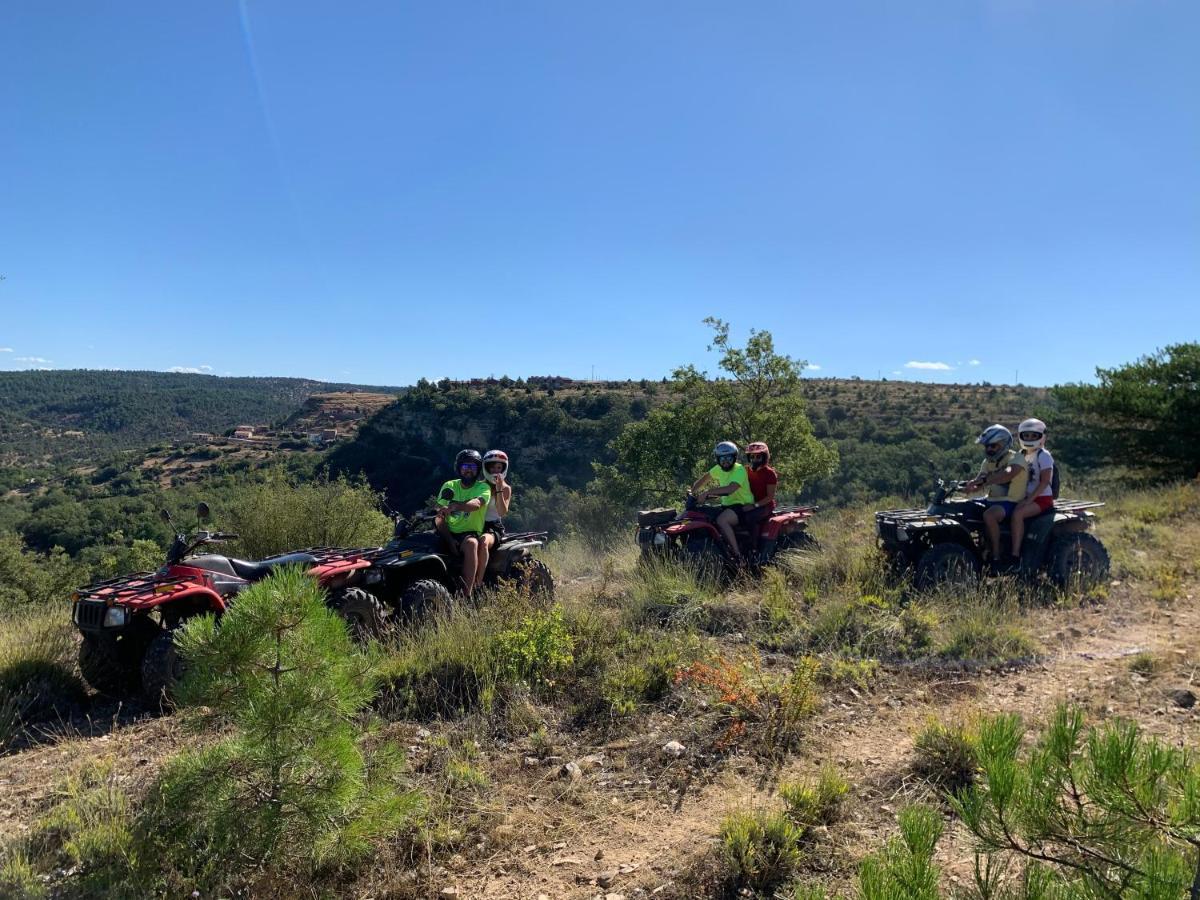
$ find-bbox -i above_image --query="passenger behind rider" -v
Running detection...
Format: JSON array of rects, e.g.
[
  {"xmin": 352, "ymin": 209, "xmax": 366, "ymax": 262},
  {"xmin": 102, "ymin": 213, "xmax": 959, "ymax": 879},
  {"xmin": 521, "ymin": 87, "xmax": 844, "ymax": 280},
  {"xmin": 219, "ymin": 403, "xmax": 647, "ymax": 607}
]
[
  {"xmin": 744, "ymin": 441, "xmax": 778, "ymax": 553},
  {"xmin": 434, "ymin": 449, "xmax": 492, "ymax": 597},
  {"xmin": 690, "ymin": 441, "xmax": 755, "ymax": 562},
  {"xmin": 962, "ymin": 424, "xmax": 1029, "ymax": 572},
  {"xmin": 1008, "ymin": 418, "xmax": 1054, "ymax": 567},
  {"xmin": 477, "ymin": 449, "xmax": 513, "ymax": 592}
]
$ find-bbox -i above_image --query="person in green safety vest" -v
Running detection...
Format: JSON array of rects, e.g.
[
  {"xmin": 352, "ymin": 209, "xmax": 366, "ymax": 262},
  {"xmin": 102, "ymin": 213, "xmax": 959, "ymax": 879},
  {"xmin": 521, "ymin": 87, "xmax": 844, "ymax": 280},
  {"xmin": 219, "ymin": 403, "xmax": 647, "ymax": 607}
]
[
  {"xmin": 690, "ymin": 440, "xmax": 754, "ymax": 562},
  {"xmin": 434, "ymin": 449, "xmax": 492, "ymax": 596}
]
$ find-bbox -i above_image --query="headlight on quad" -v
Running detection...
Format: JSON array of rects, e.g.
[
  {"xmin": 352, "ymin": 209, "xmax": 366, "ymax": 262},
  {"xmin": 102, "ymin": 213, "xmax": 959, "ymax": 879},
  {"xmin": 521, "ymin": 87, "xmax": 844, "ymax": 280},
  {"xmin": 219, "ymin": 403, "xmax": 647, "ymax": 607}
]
[
  {"xmin": 103, "ymin": 606, "xmax": 127, "ymax": 628},
  {"xmin": 653, "ymin": 533, "xmax": 668, "ymax": 546}
]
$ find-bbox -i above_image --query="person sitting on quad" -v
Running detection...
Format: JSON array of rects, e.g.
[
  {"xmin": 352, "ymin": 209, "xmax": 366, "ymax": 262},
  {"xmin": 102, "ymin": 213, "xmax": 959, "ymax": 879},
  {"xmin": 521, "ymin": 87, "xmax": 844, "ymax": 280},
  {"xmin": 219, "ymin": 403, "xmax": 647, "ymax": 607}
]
[
  {"xmin": 476, "ymin": 449, "xmax": 513, "ymax": 592},
  {"xmin": 690, "ymin": 440, "xmax": 755, "ymax": 562},
  {"xmin": 1008, "ymin": 418, "xmax": 1054, "ymax": 567},
  {"xmin": 962, "ymin": 424, "xmax": 1029, "ymax": 572},
  {"xmin": 434, "ymin": 449, "xmax": 492, "ymax": 597},
  {"xmin": 744, "ymin": 441, "xmax": 778, "ymax": 552}
]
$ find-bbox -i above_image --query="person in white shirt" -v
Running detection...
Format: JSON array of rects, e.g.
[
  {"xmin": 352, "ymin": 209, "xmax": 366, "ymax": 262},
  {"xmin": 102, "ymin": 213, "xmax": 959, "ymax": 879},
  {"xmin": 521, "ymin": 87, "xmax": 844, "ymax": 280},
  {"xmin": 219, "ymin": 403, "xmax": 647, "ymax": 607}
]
[
  {"xmin": 1009, "ymin": 418, "xmax": 1055, "ymax": 565},
  {"xmin": 476, "ymin": 449, "xmax": 513, "ymax": 590}
]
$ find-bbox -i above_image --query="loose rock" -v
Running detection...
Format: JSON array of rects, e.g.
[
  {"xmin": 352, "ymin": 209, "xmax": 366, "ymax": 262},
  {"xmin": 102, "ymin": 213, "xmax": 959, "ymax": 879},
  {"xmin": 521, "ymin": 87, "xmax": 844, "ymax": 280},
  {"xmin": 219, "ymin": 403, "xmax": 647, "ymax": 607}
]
[
  {"xmin": 1167, "ymin": 689, "xmax": 1196, "ymax": 709},
  {"xmin": 661, "ymin": 740, "xmax": 686, "ymax": 758}
]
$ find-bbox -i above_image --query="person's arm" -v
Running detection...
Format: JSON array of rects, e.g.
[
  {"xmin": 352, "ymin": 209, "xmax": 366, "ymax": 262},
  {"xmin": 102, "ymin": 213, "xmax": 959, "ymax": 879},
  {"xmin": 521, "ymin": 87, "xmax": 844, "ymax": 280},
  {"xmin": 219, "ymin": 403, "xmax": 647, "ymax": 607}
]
[
  {"xmin": 493, "ymin": 479, "xmax": 512, "ymax": 516},
  {"xmin": 707, "ymin": 482, "xmax": 740, "ymax": 497},
  {"xmin": 987, "ymin": 463, "xmax": 1023, "ymax": 485},
  {"xmin": 691, "ymin": 472, "xmax": 716, "ymax": 498},
  {"xmin": 756, "ymin": 483, "xmax": 778, "ymax": 508}
]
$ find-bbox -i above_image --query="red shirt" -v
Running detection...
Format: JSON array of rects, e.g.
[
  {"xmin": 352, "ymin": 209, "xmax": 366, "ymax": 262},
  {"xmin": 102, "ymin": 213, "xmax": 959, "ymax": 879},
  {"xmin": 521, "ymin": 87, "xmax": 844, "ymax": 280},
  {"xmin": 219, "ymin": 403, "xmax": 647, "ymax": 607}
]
[{"xmin": 747, "ymin": 465, "xmax": 778, "ymax": 507}]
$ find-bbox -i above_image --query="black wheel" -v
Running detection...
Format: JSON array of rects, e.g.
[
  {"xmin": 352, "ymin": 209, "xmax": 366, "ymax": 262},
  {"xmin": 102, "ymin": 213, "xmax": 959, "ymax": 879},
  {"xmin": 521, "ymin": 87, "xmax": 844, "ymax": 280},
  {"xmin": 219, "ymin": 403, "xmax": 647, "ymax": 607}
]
[
  {"xmin": 334, "ymin": 587, "xmax": 391, "ymax": 641},
  {"xmin": 683, "ymin": 533, "xmax": 725, "ymax": 582},
  {"xmin": 776, "ymin": 530, "xmax": 821, "ymax": 554},
  {"xmin": 78, "ymin": 636, "xmax": 140, "ymax": 697},
  {"xmin": 141, "ymin": 628, "xmax": 185, "ymax": 707},
  {"xmin": 507, "ymin": 558, "xmax": 555, "ymax": 602},
  {"xmin": 1048, "ymin": 532, "xmax": 1110, "ymax": 591},
  {"xmin": 914, "ymin": 542, "xmax": 981, "ymax": 591},
  {"xmin": 399, "ymin": 578, "xmax": 453, "ymax": 620}
]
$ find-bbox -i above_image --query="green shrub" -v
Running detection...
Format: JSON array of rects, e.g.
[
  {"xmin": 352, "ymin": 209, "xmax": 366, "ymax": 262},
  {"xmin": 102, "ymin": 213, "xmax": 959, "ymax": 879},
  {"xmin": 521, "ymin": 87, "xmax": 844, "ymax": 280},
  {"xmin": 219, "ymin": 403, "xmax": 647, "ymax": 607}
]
[
  {"xmin": 858, "ymin": 805, "xmax": 943, "ymax": 900},
  {"xmin": 936, "ymin": 604, "xmax": 1035, "ymax": 663},
  {"xmin": 718, "ymin": 809, "xmax": 804, "ymax": 896},
  {"xmin": 913, "ymin": 716, "xmax": 979, "ymax": 793},
  {"xmin": 780, "ymin": 767, "xmax": 850, "ymax": 828},
  {"xmin": 0, "ymin": 532, "xmax": 84, "ymax": 611},
  {"xmin": 599, "ymin": 631, "xmax": 696, "ymax": 716},
  {"xmin": 225, "ymin": 473, "xmax": 390, "ymax": 559},
  {"xmin": 0, "ymin": 759, "xmax": 138, "ymax": 897},
  {"xmin": 140, "ymin": 567, "xmax": 421, "ymax": 893},
  {"xmin": 0, "ymin": 851, "xmax": 44, "ymax": 899},
  {"xmin": 1128, "ymin": 651, "xmax": 1160, "ymax": 677},
  {"xmin": 495, "ymin": 605, "xmax": 574, "ymax": 686},
  {"xmin": 809, "ymin": 593, "xmax": 935, "ymax": 659}
]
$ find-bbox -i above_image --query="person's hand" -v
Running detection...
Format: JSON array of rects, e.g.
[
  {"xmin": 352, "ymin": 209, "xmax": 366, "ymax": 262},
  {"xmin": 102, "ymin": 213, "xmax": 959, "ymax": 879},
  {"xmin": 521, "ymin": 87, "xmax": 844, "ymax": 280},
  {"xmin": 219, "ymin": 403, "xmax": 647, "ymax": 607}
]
[{"xmin": 492, "ymin": 474, "xmax": 506, "ymax": 489}]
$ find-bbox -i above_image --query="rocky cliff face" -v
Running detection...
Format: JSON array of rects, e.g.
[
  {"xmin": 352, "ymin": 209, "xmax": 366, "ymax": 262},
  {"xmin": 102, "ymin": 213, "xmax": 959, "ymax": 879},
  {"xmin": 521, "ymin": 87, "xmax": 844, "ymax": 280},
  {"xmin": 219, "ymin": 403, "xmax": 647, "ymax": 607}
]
[{"xmin": 325, "ymin": 386, "xmax": 647, "ymax": 512}]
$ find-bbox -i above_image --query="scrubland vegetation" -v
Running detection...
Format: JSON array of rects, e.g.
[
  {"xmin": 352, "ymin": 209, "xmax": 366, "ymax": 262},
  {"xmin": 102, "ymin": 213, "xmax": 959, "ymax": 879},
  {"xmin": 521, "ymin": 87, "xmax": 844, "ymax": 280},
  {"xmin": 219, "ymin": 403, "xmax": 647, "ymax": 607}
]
[{"xmin": 0, "ymin": 339, "xmax": 1196, "ymax": 896}]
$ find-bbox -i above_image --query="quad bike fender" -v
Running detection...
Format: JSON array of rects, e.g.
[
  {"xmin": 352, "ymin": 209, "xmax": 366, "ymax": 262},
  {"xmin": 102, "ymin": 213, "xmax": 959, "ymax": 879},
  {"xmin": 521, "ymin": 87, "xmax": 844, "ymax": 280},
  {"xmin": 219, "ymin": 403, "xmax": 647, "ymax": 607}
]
[
  {"xmin": 122, "ymin": 584, "xmax": 225, "ymax": 616},
  {"xmin": 665, "ymin": 519, "xmax": 718, "ymax": 538},
  {"xmin": 309, "ymin": 558, "xmax": 371, "ymax": 591}
]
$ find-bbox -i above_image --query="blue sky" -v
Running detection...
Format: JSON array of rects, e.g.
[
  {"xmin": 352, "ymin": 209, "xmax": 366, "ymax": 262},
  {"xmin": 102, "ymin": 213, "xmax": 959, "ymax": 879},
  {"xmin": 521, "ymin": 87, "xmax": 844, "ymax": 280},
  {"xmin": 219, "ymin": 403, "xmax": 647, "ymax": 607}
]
[{"xmin": 2, "ymin": 1, "xmax": 1197, "ymax": 387}]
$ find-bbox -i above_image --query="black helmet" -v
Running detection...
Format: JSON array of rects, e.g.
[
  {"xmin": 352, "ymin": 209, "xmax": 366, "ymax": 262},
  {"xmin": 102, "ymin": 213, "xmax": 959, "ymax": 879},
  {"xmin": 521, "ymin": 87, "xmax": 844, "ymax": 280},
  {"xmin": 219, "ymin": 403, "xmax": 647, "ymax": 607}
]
[{"xmin": 455, "ymin": 449, "xmax": 483, "ymax": 484}]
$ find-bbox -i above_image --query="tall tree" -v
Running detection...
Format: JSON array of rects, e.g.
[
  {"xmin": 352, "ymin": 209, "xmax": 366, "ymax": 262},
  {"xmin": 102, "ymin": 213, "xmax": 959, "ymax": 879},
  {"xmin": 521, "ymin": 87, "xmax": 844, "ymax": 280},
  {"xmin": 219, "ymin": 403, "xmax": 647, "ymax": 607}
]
[
  {"xmin": 1055, "ymin": 343, "xmax": 1200, "ymax": 479},
  {"xmin": 593, "ymin": 319, "xmax": 837, "ymax": 507}
]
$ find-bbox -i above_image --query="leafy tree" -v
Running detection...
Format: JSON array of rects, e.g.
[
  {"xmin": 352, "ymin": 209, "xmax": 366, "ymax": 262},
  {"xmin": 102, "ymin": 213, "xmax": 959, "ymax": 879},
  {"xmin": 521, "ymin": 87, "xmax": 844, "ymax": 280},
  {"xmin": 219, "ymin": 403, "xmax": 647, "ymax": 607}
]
[
  {"xmin": 1055, "ymin": 343, "xmax": 1200, "ymax": 479},
  {"xmin": 139, "ymin": 567, "xmax": 420, "ymax": 892},
  {"xmin": 593, "ymin": 319, "xmax": 837, "ymax": 507}
]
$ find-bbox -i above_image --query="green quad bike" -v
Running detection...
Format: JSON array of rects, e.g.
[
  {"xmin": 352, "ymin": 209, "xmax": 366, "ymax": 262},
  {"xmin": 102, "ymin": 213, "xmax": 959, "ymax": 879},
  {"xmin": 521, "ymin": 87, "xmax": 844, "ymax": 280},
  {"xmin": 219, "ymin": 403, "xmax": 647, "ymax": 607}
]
[
  {"xmin": 343, "ymin": 510, "xmax": 555, "ymax": 637},
  {"xmin": 875, "ymin": 478, "xmax": 1110, "ymax": 592}
]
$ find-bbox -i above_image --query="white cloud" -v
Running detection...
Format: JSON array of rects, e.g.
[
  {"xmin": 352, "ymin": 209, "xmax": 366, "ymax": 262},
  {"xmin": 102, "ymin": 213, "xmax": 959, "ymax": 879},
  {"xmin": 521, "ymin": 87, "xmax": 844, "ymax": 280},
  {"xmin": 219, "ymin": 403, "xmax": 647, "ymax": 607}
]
[
  {"xmin": 169, "ymin": 365, "xmax": 213, "ymax": 374},
  {"xmin": 807, "ymin": 363, "xmax": 822, "ymax": 371},
  {"xmin": 968, "ymin": 359, "xmax": 982, "ymax": 366},
  {"xmin": 904, "ymin": 360, "xmax": 954, "ymax": 371},
  {"xmin": 891, "ymin": 370, "xmax": 902, "ymax": 376},
  {"xmin": 15, "ymin": 356, "xmax": 51, "ymax": 364},
  {"xmin": 0, "ymin": 347, "xmax": 12, "ymax": 353}
]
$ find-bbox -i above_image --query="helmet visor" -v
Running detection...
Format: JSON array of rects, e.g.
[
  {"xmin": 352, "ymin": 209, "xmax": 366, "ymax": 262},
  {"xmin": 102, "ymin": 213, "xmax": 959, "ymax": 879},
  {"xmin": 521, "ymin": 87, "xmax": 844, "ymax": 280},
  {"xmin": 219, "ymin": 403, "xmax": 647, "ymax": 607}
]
[
  {"xmin": 485, "ymin": 461, "xmax": 506, "ymax": 474},
  {"xmin": 984, "ymin": 440, "xmax": 1006, "ymax": 453},
  {"xmin": 1019, "ymin": 431, "xmax": 1043, "ymax": 442},
  {"xmin": 458, "ymin": 462, "xmax": 479, "ymax": 473}
]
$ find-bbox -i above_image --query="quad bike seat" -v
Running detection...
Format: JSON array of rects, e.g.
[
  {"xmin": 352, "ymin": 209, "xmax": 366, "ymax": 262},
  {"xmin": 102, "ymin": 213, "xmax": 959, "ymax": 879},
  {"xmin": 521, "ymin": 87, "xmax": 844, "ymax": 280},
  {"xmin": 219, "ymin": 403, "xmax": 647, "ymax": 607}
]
[
  {"xmin": 228, "ymin": 552, "xmax": 320, "ymax": 582},
  {"xmin": 187, "ymin": 552, "xmax": 319, "ymax": 581}
]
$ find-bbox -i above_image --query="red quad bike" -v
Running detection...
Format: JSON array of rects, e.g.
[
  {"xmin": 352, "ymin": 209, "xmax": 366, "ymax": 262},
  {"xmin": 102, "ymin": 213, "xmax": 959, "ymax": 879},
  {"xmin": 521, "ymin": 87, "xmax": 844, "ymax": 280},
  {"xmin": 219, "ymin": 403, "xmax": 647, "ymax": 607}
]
[
  {"xmin": 71, "ymin": 503, "xmax": 375, "ymax": 701},
  {"xmin": 636, "ymin": 494, "xmax": 819, "ymax": 576}
]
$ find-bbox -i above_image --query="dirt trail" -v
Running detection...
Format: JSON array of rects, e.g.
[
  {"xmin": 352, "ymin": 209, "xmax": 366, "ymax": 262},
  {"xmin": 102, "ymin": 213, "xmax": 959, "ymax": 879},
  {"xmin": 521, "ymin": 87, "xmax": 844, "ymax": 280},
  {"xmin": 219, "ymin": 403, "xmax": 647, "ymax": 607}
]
[
  {"xmin": 434, "ymin": 585, "xmax": 1199, "ymax": 899},
  {"xmin": 1, "ymin": 586, "xmax": 1195, "ymax": 899}
]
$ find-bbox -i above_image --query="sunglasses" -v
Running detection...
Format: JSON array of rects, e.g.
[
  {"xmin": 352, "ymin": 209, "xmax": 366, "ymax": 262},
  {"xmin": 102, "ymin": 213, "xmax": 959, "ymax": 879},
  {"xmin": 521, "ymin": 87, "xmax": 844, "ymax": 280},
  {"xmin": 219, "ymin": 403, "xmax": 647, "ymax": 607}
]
[
  {"xmin": 985, "ymin": 441, "xmax": 1005, "ymax": 451},
  {"xmin": 459, "ymin": 463, "xmax": 479, "ymax": 471}
]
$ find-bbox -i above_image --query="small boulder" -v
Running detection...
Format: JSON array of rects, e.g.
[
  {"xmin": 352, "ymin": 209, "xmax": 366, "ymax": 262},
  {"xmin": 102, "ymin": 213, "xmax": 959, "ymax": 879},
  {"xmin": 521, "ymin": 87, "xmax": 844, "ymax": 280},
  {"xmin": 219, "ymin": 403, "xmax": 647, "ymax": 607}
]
[{"xmin": 661, "ymin": 740, "xmax": 686, "ymax": 758}]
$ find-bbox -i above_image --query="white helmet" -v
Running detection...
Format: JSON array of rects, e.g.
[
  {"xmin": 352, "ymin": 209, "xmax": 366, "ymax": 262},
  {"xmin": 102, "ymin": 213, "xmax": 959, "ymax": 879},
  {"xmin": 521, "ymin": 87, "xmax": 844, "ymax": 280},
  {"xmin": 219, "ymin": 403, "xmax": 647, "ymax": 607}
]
[
  {"xmin": 482, "ymin": 449, "xmax": 509, "ymax": 485},
  {"xmin": 976, "ymin": 424, "xmax": 1012, "ymax": 461},
  {"xmin": 1017, "ymin": 418, "xmax": 1047, "ymax": 451}
]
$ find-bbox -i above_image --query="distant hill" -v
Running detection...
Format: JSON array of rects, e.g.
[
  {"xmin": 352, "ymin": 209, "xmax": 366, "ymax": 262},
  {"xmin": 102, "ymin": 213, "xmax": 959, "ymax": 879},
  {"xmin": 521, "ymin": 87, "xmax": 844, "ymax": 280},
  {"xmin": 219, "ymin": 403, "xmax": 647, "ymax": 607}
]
[
  {"xmin": 326, "ymin": 377, "xmax": 1059, "ymax": 523},
  {"xmin": 0, "ymin": 370, "xmax": 401, "ymax": 465}
]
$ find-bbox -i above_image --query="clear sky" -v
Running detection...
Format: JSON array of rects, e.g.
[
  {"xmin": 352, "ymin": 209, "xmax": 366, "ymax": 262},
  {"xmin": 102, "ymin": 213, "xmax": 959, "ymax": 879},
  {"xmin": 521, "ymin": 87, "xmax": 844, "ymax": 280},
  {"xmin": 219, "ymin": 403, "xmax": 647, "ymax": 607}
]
[{"xmin": 2, "ymin": 1, "xmax": 1197, "ymax": 387}]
